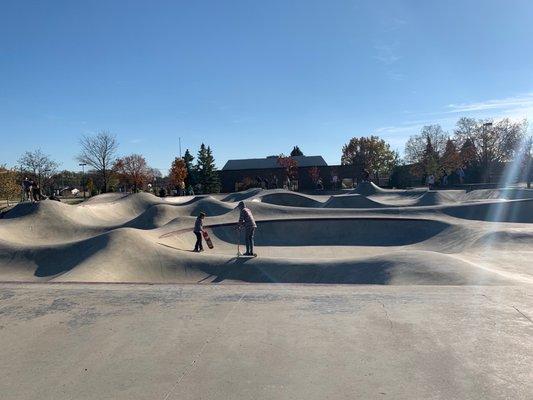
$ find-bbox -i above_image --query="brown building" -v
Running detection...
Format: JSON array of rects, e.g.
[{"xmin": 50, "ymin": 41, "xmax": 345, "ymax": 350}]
[{"xmin": 219, "ymin": 155, "xmax": 363, "ymax": 192}]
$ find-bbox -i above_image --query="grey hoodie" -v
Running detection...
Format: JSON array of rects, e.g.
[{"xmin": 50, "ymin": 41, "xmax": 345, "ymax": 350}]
[{"xmin": 239, "ymin": 207, "xmax": 257, "ymax": 229}]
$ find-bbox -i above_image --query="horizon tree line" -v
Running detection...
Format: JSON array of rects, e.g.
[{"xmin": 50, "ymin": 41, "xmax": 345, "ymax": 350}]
[{"xmin": 1, "ymin": 116, "xmax": 531, "ymax": 200}]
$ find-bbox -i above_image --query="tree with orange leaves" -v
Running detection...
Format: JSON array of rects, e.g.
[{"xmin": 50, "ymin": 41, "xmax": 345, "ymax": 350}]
[
  {"xmin": 169, "ymin": 157, "xmax": 188, "ymax": 193},
  {"xmin": 113, "ymin": 154, "xmax": 152, "ymax": 192}
]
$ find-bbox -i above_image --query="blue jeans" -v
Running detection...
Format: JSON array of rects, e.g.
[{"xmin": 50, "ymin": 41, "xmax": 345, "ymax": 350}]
[{"xmin": 245, "ymin": 227, "xmax": 255, "ymax": 254}]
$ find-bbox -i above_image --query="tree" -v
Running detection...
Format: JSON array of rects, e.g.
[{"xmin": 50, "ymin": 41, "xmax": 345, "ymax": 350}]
[
  {"xmin": 459, "ymin": 137, "xmax": 477, "ymax": 167},
  {"xmin": 277, "ymin": 154, "xmax": 299, "ymax": 180},
  {"xmin": 405, "ymin": 125, "xmax": 448, "ymax": 177},
  {"xmin": 440, "ymin": 139, "xmax": 461, "ymax": 172},
  {"xmin": 86, "ymin": 178, "xmax": 95, "ymax": 196},
  {"xmin": 51, "ymin": 170, "xmax": 84, "ymax": 189},
  {"xmin": 405, "ymin": 125, "xmax": 448, "ymax": 165},
  {"xmin": 77, "ymin": 131, "xmax": 118, "ymax": 193},
  {"xmin": 453, "ymin": 117, "xmax": 527, "ymax": 180},
  {"xmin": 0, "ymin": 166, "xmax": 20, "ymax": 206},
  {"xmin": 169, "ymin": 157, "xmax": 188, "ymax": 190},
  {"xmin": 290, "ymin": 146, "xmax": 304, "ymax": 157},
  {"xmin": 341, "ymin": 136, "xmax": 398, "ymax": 182},
  {"xmin": 520, "ymin": 135, "xmax": 532, "ymax": 188},
  {"xmin": 17, "ymin": 149, "xmax": 59, "ymax": 193},
  {"xmin": 113, "ymin": 154, "xmax": 152, "ymax": 192},
  {"xmin": 307, "ymin": 166, "xmax": 320, "ymax": 185},
  {"xmin": 196, "ymin": 144, "xmax": 220, "ymax": 193},
  {"xmin": 183, "ymin": 149, "xmax": 196, "ymax": 187}
]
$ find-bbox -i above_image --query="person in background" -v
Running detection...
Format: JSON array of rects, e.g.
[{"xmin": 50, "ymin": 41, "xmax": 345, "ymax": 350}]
[
  {"xmin": 362, "ymin": 169, "xmax": 370, "ymax": 182},
  {"xmin": 457, "ymin": 167, "xmax": 465, "ymax": 184},
  {"xmin": 22, "ymin": 177, "xmax": 32, "ymax": 202},
  {"xmin": 238, "ymin": 201, "xmax": 257, "ymax": 257},
  {"xmin": 193, "ymin": 212, "xmax": 207, "ymax": 252},
  {"xmin": 441, "ymin": 169, "xmax": 448, "ymax": 186},
  {"xmin": 332, "ymin": 174, "xmax": 339, "ymax": 190},
  {"xmin": 272, "ymin": 174, "xmax": 278, "ymax": 189},
  {"xmin": 427, "ymin": 174, "xmax": 435, "ymax": 190},
  {"xmin": 32, "ymin": 181, "xmax": 46, "ymax": 201}
]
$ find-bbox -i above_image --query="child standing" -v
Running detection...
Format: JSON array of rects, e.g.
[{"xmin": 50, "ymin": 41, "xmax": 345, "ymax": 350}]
[{"xmin": 193, "ymin": 212, "xmax": 206, "ymax": 252}]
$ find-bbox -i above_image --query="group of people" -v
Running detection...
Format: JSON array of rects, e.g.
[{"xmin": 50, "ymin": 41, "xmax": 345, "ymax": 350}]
[
  {"xmin": 193, "ymin": 201, "xmax": 257, "ymax": 256},
  {"xmin": 426, "ymin": 167, "xmax": 466, "ymax": 190},
  {"xmin": 22, "ymin": 177, "xmax": 46, "ymax": 202},
  {"xmin": 254, "ymin": 175, "xmax": 279, "ymax": 190}
]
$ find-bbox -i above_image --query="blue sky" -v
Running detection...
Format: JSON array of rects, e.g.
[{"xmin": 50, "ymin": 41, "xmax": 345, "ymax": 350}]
[{"xmin": 1, "ymin": 0, "xmax": 532, "ymax": 173}]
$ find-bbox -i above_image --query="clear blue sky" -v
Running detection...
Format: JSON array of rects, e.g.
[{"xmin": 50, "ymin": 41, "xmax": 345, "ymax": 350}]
[{"xmin": 1, "ymin": 0, "xmax": 532, "ymax": 173}]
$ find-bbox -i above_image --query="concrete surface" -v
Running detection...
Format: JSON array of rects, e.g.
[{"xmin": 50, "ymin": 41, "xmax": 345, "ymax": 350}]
[
  {"xmin": 0, "ymin": 283, "xmax": 531, "ymax": 400},
  {"xmin": 1, "ymin": 185, "xmax": 532, "ymax": 284}
]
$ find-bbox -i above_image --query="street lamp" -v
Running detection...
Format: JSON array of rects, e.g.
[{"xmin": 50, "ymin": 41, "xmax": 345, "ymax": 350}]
[{"xmin": 79, "ymin": 163, "xmax": 87, "ymax": 199}]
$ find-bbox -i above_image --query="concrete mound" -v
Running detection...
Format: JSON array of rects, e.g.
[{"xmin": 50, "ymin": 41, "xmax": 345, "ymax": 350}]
[
  {"xmin": 1, "ymin": 189, "xmax": 531, "ymax": 285},
  {"xmin": 415, "ymin": 191, "xmax": 459, "ymax": 206},
  {"xmin": 323, "ymin": 194, "xmax": 385, "ymax": 209},
  {"xmin": 222, "ymin": 188, "xmax": 263, "ymax": 202},
  {"xmin": 259, "ymin": 192, "xmax": 323, "ymax": 208},
  {"xmin": 352, "ymin": 182, "xmax": 387, "ymax": 196},
  {"xmin": 442, "ymin": 198, "xmax": 533, "ymax": 223},
  {"xmin": 182, "ymin": 197, "xmax": 239, "ymax": 216}
]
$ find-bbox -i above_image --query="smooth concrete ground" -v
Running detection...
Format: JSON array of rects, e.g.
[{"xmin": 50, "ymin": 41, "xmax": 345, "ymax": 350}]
[{"xmin": 1, "ymin": 283, "xmax": 531, "ymax": 400}]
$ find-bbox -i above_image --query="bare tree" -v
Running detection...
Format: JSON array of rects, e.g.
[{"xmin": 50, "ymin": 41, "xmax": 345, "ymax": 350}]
[
  {"xmin": 454, "ymin": 117, "xmax": 527, "ymax": 165},
  {"xmin": 77, "ymin": 131, "xmax": 118, "ymax": 193},
  {"xmin": 404, "ymin": 125, "xmax": 448, "ymax": 166},
  {"xmin": 520, "ymin": 135, "xmax": 532, "ymax": 188},
  {"xmin": 18, "ymin": 149, "xmax": 59, "ymax": 190},
  {"xmin": 454, "ymin": 117, "xmax": 527, "ymax": 182}
]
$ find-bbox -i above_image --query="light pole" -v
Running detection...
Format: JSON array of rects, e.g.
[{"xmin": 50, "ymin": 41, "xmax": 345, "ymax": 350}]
[{"xmin": 79, "ymin": 163, "xmax": 87, "ymax": 199}]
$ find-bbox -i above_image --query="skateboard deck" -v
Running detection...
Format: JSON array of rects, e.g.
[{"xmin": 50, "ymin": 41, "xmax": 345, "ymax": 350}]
[{"xmin": 202, "ymin": 231, "xmax": 214, "ymax": 249}]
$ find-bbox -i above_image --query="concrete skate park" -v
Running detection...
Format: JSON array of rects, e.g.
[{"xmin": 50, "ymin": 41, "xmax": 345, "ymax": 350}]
[{"xmin": 1, "ymin": 182, "xmax": 532, "ymax": 399}]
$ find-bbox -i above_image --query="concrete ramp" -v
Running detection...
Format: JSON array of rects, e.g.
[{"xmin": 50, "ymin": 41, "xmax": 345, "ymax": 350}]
[{"xmin": 1, "ymin": 190, "xmax": 532, "ymax": 285}]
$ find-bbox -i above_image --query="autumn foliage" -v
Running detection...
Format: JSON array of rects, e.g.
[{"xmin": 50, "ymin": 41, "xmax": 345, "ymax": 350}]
[
  {"xmin": 169, "ymin": 157, "xmax": 188, "ymax": 188},
  {"xmin": 277, "ymin": 155, "xmax": 298, "ymax": 179},
  {"xmin": 113, "ymin": 154, "xmax": 152, "ymax": 192},
  {"xmin": 307, "ymin": 166, "xmax": 320, "ymax": 184}
]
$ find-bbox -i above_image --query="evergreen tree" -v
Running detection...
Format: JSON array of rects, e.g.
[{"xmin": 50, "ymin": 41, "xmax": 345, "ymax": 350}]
[
  {"xmin": 196, "ymin": 143, "xmax": 220, "ymax": 193},
  {"xmin": 290, "ymin": 146, "xmax": 304, "ymax": 156},
  {"xmin": 183, "ymin": 149, "xmax": 196, "ymax": 187}
]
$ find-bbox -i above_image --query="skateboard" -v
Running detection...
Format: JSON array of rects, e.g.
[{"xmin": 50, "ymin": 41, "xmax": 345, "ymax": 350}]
[{"xmin": 202, "ymin": 230, "xmax": 214, "ymax": 249}]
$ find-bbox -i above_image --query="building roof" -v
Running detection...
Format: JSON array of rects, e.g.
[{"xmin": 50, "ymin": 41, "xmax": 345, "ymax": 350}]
[{"xmin": 222, "ymin": 155, "xmax": 328, "ymax": 171}]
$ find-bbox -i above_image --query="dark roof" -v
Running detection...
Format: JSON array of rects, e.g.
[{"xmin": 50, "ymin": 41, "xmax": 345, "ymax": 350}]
[{"xmin": 222, "ymin": 156, "xmax": 328, "ymax": 171}]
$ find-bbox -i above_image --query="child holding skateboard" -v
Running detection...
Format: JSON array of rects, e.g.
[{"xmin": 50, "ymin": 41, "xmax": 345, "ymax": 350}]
[
  {"xmin": 193, "ymin": 212, "xmax": 206, "ymax": 252},
  {"xmin": 238, "ymin": 201, "xmax": 257, "ymax": 257}
]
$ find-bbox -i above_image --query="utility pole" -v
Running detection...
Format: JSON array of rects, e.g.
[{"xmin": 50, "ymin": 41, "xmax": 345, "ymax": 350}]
[
  {"xmin": 79, "ymin": 163, "xmax": 87, "ymax": 199},
  {"xmin": 179, "ymin": 137, "xmax": 182, "ymax": 158}
]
